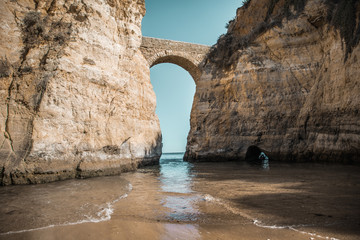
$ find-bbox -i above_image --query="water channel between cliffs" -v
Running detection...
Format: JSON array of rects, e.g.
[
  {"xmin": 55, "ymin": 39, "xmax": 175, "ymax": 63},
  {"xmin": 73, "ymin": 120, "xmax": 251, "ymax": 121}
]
[{"xmin": 0, "ymin": 153, "xmax": 359, "ymax": 240}]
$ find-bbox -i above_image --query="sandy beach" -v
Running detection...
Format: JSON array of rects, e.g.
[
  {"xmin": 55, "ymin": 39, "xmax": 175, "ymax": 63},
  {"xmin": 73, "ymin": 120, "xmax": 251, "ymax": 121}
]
[{"xmin": 1, "ymin": 154, "xmax": 359, "ymax": 240}]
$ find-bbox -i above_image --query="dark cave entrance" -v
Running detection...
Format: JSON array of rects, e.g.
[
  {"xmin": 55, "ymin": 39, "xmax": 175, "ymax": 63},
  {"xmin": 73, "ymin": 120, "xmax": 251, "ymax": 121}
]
[
  {"xmin": 245, "ymin": 145, "xmax": 270, "ymax": 164},
  {"xmin": 245, "ymin": 145, "xmax": 262, "ymax": 162}
]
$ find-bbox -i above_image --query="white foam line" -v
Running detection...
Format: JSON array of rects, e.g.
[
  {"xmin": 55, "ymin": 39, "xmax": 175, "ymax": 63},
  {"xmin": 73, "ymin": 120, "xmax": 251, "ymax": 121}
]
[
  {"xmin": 253, "ymin": 220, "xmax": 340, "ymax": 240},
  {"xmin": 203, "ymin": 194, "xmax": 253, "ymax": 219},
  {"xmin": 203, "ymin": 194, "xmax": 340, "ymax": 240},
  {"xmin": 0, "ymin": 225, "xmax": 57, "ymax": 236},
  {"xmin": 0, "ymin": 189, "xmax": 131, "ymax": 236},
  {"xmin": 288, "ymin": 227, "xmax": 340, "ymax": 240}
]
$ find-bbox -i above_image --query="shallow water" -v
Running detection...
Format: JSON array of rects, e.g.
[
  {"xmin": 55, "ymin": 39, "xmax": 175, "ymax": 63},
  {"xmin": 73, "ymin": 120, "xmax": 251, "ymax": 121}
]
[
  {"xmin": 0, "ymin": 175, "xmax": 132, "ymax": 234},
  {"xmin": 1, "ymin": 153, "xmax": 359, "ymax": 240}
]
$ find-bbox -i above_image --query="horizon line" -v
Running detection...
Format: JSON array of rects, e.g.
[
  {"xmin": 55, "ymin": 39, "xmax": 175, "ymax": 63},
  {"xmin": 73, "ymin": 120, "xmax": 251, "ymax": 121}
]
[{"xmin": 162, "ymin": 152, "xmax": 185, "ymax": 154}]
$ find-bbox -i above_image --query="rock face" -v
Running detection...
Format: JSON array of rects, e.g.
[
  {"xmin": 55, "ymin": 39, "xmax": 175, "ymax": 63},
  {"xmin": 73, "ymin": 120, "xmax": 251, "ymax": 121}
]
[
  {"xmin": 185, "ymin": 0, "xmax": 360, "ymax": 163},
  {"xmin": 0, "ymin": 0, "xmax": 161, "ymax": 185}
]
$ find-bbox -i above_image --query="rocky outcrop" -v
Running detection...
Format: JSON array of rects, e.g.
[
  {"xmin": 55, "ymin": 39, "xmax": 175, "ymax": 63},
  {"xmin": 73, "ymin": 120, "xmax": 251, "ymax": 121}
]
[
  {"xmin": 185, "ymin": 0, "xmax": 360, "ymax": 163},
  {"xmin": 0, "ymin": 0, "xmax": 161, "ymax": 185}
]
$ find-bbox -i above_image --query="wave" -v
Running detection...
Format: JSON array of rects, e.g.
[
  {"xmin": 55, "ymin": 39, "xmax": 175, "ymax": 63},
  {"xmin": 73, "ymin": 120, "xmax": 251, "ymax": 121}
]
[
  {"xmin": 160, "ymin": 152, "xmax": 185, "ymax": 161},
  {"xmin": 0, "ymin": 183, "xmax": 132, "ymax": 236},
  {"xmin": 203, "ymin": 194, "xmax": 340, "ymax": 240}
]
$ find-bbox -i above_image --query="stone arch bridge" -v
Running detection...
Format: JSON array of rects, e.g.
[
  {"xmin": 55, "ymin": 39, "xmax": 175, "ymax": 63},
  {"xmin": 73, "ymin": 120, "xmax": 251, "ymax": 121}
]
[{"xmin": 140, "ymin": 37, "xmax": 210, "ymax": 83}]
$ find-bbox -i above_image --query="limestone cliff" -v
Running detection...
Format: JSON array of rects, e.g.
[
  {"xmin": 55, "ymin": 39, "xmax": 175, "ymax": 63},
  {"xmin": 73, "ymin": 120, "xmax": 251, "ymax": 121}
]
[
  {"xmin": 0, "ymin": 0, "xmax": 161, "ymax": 185},
  {"xmin": 185, "ymin": 0, "xmax": 360, "ymax": 163}
]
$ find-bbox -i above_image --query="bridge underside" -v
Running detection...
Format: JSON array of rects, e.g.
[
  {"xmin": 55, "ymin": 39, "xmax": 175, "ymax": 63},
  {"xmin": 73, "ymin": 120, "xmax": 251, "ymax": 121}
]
[{"xmin": 140, "ymin": 37, "xmax": 210, "ymax": 83}]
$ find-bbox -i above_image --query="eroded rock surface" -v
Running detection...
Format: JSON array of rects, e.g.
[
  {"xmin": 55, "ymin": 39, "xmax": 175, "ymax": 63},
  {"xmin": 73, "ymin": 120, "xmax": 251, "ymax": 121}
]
[
  {"xmin": 0, "ymin": 0, "xmax": 161, "ymax": 185},
  {"xmin": 185, "ymin": 0, "xmax": 360, "ymax": 163}
]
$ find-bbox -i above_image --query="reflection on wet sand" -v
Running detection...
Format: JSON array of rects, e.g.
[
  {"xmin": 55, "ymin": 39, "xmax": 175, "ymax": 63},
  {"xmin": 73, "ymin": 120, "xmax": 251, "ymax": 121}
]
[
  {"xmin": 0, "ymin": 153, "xmax": 359, "ymax": 240},
  {"xmin": 161, "ymin": 224, "xmax": 200, "ymax": 240},
  {"xmin": 159, "ymin": 153, "xmax": 201, "ymax": 236}
]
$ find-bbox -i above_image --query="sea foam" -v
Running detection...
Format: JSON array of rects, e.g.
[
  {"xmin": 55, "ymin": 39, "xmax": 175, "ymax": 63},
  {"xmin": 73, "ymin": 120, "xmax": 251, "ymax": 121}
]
[
  {"xmin": 203, "ymin": 193, "xmax": 339, "ymax": 240},
  {"xmin": 0, "ymin": 183, "xmax": 132, "ymax": 236}
]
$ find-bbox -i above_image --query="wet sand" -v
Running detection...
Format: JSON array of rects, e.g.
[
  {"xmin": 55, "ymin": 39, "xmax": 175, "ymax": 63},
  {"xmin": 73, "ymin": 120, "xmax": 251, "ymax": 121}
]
[
  {"xmin": 1, "ymin": 154, "xmax": 359, "ymax": 240},
  {"xmin": 191, "ymin": 162, "xmax": 360, "ymax": 240}
]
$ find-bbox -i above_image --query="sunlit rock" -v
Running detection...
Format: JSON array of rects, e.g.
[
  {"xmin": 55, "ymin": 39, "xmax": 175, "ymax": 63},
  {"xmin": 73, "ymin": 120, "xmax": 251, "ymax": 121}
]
[
  {"xmin": 185, "ymin": 0, "xmax": 360, "ymax": 163},
  {"xmin": 0, "ymin": 0, "xmax": 161, "ymax": 185}
]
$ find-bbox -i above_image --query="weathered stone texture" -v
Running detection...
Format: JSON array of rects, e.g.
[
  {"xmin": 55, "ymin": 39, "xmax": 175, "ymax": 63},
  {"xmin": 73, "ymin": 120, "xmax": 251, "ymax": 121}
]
[
  {"xmin": 0, "ymin": 0, "xmax": 161, "ymax": 185},
  {"xmin": 140, "ymin": 37, "xmax": 210, "ymax": 83},
  {"xmin": 185, "ymin": 0, "xmax": 360, "ymax": 163}
]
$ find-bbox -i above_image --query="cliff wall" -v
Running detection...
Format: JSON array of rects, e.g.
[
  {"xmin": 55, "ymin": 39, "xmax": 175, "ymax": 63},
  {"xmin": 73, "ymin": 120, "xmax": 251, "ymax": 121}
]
[
  {"xmin": 185, "ymin": 0, "xmax": 360, "ymax": 163},
  {"xmin": 0, "ymin": 0, "xmax": 161, "ymax": 185}
]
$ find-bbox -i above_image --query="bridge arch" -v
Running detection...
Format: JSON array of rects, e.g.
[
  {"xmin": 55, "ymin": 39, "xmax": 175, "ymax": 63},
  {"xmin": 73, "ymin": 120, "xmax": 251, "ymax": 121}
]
[
  {"xmin": 140, "ymin": 37, "xmax": 210, "ymax": 83},
  {"xmin": 150, "ymin": 54, "xmax": 201, "ymax": 83}
]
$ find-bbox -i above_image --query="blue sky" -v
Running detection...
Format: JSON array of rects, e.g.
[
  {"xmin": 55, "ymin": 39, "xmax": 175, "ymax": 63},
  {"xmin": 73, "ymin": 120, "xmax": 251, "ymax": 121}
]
[{"xmin": 142, "ymin": 0, "xmax": 241, "ymax": 153}]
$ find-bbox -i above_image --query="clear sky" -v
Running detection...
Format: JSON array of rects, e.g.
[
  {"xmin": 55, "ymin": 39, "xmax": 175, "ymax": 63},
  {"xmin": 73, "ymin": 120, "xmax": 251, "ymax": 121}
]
[{"xmin": 142, "ymin": 0, "xmax": 242, "ymax": 153}]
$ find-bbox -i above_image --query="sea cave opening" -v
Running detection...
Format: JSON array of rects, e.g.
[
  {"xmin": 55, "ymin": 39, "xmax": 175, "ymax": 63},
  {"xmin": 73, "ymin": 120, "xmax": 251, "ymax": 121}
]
[{"xmin": 245, "ymin": 145, "xmax": 270, "ymax": 170}]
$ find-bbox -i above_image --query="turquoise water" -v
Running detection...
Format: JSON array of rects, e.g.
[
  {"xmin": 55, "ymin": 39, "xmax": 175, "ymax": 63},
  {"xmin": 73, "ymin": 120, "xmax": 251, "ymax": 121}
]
[
  {"xmin": 159, "ymin": 153, "xmax": 194, "ymax": 194},
  {"xmin": 159, "ymin": 153, "xmax": 200, "ymax": 222},
  {"xmin": 0, "ymin": 152, "xmax": 359, "ymax": 239}
]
